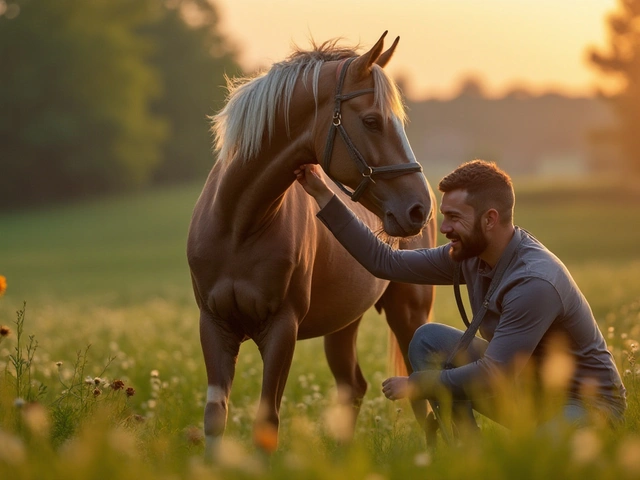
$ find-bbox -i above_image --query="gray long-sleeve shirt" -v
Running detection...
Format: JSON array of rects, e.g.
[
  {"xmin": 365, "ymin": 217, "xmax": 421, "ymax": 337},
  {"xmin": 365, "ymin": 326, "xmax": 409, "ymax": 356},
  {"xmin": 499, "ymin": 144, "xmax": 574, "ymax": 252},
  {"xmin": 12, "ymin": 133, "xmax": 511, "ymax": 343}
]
[{"xmin": 317, "ymin": 195, "xmax": 626, "ymax": 416}]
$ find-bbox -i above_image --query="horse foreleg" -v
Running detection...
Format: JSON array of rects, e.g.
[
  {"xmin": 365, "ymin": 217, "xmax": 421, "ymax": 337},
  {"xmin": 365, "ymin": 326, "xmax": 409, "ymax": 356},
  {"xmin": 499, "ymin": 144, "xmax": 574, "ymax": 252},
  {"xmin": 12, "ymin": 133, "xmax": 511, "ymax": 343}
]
[
  {"xmin": 323, "ymin": 318, "xmax": 368, "ymax": 441},
  {"xmin": 200, "ymin": 311, "xmax": 241, "ymax": 461},
  {"xmin": 254, "ymin": 316, "xmax": 298, "ymax": 453}
]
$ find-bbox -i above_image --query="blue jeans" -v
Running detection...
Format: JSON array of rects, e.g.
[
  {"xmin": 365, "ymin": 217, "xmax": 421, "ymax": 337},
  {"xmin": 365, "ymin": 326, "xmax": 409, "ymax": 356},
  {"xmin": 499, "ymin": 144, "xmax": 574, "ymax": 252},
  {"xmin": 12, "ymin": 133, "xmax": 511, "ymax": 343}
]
[{"xmin": 408, "ymin": 323, "xmax": 597, "ymax": 431}]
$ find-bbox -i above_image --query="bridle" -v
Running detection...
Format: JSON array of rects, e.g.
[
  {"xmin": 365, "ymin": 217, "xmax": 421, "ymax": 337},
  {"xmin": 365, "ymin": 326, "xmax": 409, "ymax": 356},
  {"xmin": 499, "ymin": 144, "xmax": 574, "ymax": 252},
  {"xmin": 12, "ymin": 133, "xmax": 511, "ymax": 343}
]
[{"xmin": 321, "ymin": 57, "xmax": 423, "ymax": 202}]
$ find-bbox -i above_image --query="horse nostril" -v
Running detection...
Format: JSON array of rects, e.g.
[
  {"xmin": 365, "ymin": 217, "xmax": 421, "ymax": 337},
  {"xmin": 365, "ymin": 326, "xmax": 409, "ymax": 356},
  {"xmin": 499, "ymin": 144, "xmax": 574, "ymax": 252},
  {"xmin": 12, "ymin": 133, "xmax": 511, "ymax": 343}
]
[{"xmin": 408, "ymin": 203, "xmax": 427, "ymax": 227}]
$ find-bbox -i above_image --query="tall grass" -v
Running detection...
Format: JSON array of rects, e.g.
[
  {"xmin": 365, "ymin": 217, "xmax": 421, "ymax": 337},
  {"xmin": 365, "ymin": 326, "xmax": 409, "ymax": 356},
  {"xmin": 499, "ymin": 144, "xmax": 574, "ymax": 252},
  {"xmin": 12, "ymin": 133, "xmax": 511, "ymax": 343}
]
[{"xmin": 1, "ymin": 179, "xmax": 639, "ymax": 479}]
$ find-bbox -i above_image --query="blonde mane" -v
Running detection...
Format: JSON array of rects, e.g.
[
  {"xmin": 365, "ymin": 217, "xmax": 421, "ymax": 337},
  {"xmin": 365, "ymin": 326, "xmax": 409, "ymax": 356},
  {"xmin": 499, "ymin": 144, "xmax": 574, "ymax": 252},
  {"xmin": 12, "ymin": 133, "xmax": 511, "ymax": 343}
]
[{"xmin": 212, "ymin": 39, "xmax": 407, "ymax": 165}]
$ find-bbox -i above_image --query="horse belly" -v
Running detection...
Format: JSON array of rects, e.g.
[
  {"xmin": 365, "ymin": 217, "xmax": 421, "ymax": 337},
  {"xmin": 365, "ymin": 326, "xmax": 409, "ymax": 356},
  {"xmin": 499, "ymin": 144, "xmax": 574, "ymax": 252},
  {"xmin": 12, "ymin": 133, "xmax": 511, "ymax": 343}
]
[{"xmin": 297, "ymin": 260, "xmax": 388, "ymax": 339}]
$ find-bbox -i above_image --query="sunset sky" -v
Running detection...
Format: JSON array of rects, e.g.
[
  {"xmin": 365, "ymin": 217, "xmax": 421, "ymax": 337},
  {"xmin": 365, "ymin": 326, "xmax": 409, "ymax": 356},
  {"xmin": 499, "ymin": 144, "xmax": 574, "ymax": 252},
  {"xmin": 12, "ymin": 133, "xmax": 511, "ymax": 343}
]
[{"xmin": 215, "ymin": 0, "xmax": 619, "ymax": 100}]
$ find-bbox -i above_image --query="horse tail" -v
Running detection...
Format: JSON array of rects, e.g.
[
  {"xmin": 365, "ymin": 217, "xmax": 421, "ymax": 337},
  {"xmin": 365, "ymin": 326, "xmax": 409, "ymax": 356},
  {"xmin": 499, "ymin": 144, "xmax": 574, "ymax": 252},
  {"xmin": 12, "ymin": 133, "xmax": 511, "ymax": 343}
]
[
  {"xmin": 375, "ymin": 281, "xmax": 437, "ymax": 378},
  {"xmin": 388, "ymin": 331, "xmax": 408, "ymax": 376},
  {"xmin": 374, "ymin": 300, "xmax": 410, "ymax": 377}
]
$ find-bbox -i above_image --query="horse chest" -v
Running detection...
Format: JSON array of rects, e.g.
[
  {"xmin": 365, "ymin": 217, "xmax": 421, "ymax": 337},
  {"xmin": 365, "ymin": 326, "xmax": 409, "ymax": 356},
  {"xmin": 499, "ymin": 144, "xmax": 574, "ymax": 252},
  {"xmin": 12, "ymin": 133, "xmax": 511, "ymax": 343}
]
[{"xmin": 205, "ymin": 252, "xmax": 305, "ymax": 322}]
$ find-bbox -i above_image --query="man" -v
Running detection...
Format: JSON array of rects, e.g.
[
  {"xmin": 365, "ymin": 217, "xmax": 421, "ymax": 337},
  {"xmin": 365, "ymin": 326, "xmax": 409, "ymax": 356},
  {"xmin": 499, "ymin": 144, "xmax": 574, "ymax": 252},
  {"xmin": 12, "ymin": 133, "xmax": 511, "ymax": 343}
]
[{"xmin": 294, "ymin": 159, "xmax": 625, "ymax": 434}]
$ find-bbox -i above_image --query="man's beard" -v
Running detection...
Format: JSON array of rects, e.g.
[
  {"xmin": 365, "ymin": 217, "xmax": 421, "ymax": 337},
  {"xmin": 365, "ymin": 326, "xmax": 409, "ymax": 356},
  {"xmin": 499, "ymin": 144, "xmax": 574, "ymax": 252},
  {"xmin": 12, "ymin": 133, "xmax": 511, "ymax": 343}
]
[{"xmin": 447, "ymin": 219, "xmax": 488, "ymax": 262}]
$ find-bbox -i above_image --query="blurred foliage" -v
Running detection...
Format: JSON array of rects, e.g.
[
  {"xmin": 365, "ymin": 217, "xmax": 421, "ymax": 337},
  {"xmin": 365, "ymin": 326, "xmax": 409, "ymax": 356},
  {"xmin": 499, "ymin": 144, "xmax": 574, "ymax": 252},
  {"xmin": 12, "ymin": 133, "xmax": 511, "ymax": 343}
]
[
  {"xmin": 589, "ymin": 0, "xmax": 640, "ymax": 175},
  {"xmin": 0, "ymin": 0, "xmax": 240, "ymax": 209},
  {"xmin": 145, "ymin": 0, "xmax": 241, "ymax": 184}
]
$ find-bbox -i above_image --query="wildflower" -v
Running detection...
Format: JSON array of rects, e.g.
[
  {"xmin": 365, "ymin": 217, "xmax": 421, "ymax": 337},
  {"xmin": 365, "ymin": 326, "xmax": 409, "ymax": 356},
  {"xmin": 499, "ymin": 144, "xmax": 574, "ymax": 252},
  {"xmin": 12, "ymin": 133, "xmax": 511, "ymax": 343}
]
[
  {"xmin": 0, "ymin": 275, "xmax": 6, "ymax": 297},
  {"xmin": 217, "ymin": 437, "xmax": 251, "ymax": 468},
  {"xmin": 107, "ymin": 428, "xmax": 136, "ymax": 458},
  {"xmin": 571, "ymin": 428, "xmax": 602, "ymax": 464},
  {"xmin": 93, "ymin": 388, "xmax": 101, "ymax": 397},
  {"xmin": 93, "ymin": 377, "xmax": 102, "ymax": 385},
  {"xmin": 0, "ymin": 325, "xmax": 10, "ymax": 337},
  {"xmin": 0, "ymin": 431, "xmax": 26, "ymax": 466},
  {"xmin": 150, "ymin": 369, "xmax": 159, "ymax": 378},
  {"xmin": 22, "ymin": 402, "xmax": 50, "ymax": 437},
  {"xmin": 414, "ymin": 451, "xmax": 432, "ymax": 467},
  {"xmin": 253, "ymin": 423, "xmax": 278, "ymax": 453},
  {"xmin": 125, "ymin": 387, "xmax": 135, "ymax": 397},
  {"xmin": 184, "ymin": 425, "xmax": 204, "ymax": 446},
  {"xmin": 55, "ymin": 361, "xmax": 62, "ymax": 367},
  {"xmin": 110, "ymin": 379, "xmax": 125, "ymax": 391},
  {"xmin": 617, "ymin": 436, "xmax": 640, "ymax": 471},
  {"xmin": 323, "ymin": 403, "xmax": 354, "ymax": 442},
  {"xmin": 13, "ymin": 398, "xmax": 25, "ymax": 408},
  {"xmin": 123, "ymin": 414, "xmax": 146, "ymax": 426},
  {"xmin": 84, "ymin": 376, "xmax": 94, "ymax": 385}
]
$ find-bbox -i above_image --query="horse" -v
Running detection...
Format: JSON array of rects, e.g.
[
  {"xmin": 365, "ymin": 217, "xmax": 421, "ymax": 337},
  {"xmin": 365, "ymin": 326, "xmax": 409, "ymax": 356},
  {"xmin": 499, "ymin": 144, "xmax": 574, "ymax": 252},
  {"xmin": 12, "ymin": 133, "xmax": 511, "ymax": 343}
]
[{"xmin": 187, "ymin": 31, "xmax": 438, "ymax": 457}]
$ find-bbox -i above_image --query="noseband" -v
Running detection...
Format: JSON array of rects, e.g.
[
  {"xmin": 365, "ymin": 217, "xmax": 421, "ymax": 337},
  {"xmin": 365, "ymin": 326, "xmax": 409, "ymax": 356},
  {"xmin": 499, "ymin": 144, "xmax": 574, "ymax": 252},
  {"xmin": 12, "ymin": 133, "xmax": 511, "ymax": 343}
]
[{"xmin": 321, "ymin": 57, "xmax": 423, "ymax": 202}]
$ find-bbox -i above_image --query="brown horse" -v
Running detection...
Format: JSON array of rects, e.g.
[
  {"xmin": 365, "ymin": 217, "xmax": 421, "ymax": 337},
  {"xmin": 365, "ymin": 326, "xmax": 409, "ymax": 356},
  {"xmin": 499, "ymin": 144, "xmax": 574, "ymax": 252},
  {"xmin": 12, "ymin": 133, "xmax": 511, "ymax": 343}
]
[{"xmin": 187, "ymin": 31, "xmax": 437, "ymax": 457}]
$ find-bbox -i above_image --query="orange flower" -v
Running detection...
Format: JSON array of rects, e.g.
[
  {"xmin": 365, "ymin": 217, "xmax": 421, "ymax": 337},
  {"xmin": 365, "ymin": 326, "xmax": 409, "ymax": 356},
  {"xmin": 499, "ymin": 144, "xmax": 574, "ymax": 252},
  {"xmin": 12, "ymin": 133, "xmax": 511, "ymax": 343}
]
[
  {"xmin": 0, "ymin": 276, "xmax": 6, "ymax": 297},
  {"xmin": 253, "ymin": 423, "xmax": 278, "ymax": 453}
]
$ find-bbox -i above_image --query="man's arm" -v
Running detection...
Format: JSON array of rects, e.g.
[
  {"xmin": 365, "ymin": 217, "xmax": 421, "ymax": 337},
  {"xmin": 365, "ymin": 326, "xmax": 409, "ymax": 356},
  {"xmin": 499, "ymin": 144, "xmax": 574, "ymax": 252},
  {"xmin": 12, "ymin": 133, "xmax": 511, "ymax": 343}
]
[{"xmin": 294, "ymin": 163, "xmax": 454, "ymax": 285}]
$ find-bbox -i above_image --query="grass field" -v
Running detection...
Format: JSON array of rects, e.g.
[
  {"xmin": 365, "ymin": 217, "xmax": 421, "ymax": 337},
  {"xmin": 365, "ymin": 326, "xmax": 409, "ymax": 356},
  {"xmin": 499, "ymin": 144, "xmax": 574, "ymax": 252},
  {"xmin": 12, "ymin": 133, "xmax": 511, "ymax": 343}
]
[{"xmin": 1, "ymin": 177, "xmax": 640, "ymax": 479}]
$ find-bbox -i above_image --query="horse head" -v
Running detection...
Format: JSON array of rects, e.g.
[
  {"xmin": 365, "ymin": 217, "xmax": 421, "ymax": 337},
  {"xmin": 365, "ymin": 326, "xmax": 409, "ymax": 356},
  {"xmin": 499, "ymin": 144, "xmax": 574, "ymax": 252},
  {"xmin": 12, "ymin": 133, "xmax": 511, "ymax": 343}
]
[{"xmin": 317, "ymin": 31, "xmax": 432, "ymax": 237}]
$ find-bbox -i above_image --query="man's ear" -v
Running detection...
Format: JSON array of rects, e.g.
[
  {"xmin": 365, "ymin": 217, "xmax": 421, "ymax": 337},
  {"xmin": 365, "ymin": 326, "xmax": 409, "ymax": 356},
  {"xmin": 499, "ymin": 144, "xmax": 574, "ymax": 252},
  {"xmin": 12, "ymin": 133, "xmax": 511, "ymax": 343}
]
[{"xmin": 484, "ymin": 209, "xmax": 499, "ymax": 231}]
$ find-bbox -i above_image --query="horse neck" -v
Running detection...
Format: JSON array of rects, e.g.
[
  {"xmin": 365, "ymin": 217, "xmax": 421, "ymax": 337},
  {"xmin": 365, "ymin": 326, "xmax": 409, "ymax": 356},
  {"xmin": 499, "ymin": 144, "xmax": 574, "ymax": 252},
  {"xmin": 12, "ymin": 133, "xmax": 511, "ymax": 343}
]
[
  {"xmin": 214, "ymin": 127, "xmax": 316, "ymax": 241},
  {"xmin": 212, "ymin": 67, "xmax": 335, "ymax": 240}
]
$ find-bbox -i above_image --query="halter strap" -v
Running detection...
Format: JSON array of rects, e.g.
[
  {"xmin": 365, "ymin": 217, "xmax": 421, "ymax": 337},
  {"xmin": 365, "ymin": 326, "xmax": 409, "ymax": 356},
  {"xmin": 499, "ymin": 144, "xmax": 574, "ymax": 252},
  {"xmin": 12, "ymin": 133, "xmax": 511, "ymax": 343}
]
[
  {"xmin": 321, "ymin": 57, "xmax": 422, "ymax": 202},
  {"xmin": 335, "ymin": 57, "xmax": 349, "ymax": 82}
]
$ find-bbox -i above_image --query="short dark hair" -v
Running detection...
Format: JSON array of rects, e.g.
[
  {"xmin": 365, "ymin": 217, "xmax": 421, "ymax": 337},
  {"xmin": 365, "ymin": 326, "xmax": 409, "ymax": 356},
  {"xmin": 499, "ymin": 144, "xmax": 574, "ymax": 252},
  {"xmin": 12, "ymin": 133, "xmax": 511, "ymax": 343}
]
[{"xmin": 438, "ymin": 159, "xmax": 514, "ymax": 224}]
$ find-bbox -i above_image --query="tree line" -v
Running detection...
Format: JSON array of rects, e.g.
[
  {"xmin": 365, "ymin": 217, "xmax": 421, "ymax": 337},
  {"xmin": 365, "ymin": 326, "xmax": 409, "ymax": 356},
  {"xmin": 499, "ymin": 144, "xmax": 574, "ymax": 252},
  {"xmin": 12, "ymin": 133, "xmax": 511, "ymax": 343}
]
[
  {"xmin": 588, "ymin": 0, "xmax": 640, "ymax": 178},
  {"xmin": 0, "ymin": 0, "xmax": 241, "ymax": 209}
]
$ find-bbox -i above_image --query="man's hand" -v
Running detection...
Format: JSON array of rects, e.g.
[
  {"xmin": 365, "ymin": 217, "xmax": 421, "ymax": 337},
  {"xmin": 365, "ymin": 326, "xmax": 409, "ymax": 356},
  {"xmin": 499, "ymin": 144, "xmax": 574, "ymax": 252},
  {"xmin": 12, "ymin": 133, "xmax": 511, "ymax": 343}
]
[
  {"xmin": 382, "ymin": 376, "xmax": 415, "ymax": 401},
  {"xmin": 294, "ymin": 164, "xmax": 334, "ymax": 208},
  {"xmin": 382, "ymin": 370, "xmax": 444, "ymax": 401}
]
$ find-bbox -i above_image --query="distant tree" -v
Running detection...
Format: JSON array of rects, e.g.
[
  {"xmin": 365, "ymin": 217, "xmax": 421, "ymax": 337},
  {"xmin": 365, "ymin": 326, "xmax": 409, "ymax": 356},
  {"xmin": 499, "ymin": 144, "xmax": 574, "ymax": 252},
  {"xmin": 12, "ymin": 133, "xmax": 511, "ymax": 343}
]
[
  {"xmin": 454, "ymin": 75, "xmax": 488, "ymax": 99},
  {"xmin": 146, "ymin": 0, "xmax": 242, "ymax": 184},
  {"xmin": 588, "ymin": 0, "xmax": 640, "ymax": 175},
  {"xmin": 0, "ymin": 0, "xmax": 167, "ymax": 208}
]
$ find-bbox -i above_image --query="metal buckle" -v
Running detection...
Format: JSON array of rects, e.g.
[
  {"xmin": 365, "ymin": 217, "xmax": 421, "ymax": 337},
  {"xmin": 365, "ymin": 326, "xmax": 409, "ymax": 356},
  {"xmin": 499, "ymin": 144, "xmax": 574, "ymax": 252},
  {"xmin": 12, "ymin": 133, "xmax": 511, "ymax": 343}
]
[{"xmin": 332, "ymin": 112, "xmax": 341, "ymax": 126}]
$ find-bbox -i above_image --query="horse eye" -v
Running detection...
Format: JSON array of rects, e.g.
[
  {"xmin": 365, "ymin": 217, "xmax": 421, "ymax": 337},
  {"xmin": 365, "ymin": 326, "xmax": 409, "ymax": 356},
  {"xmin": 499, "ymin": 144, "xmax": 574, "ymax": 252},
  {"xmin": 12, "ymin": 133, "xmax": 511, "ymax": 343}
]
[{"xmin": 363, "ymin": 116, "xmax": 381, "ymax": 131}]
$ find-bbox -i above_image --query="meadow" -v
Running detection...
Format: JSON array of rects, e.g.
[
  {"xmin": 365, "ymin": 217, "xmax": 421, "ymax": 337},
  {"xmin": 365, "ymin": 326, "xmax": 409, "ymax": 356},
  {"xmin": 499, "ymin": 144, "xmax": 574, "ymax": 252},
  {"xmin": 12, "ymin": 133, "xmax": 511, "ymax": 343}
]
[{"xmin": 1, "ymin": 177, "xmax": 640, "ymax": 479}]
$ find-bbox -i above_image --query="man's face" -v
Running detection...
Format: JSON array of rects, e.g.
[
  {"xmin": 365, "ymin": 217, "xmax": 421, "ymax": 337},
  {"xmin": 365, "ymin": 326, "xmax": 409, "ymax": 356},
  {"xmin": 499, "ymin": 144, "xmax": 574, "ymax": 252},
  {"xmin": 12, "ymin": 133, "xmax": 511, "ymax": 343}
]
[{"xmin": 440, "ymin": 189, "xmax": 488, "ymax": 262}]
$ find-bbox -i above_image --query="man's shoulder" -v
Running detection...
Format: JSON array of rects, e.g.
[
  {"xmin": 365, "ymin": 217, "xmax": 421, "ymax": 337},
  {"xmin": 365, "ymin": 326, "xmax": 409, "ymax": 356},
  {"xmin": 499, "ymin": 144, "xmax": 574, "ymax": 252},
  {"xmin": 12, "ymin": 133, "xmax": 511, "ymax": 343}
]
[{"xmin": 514, "ymin": 229, "xmax": 573, "ymax": 285}]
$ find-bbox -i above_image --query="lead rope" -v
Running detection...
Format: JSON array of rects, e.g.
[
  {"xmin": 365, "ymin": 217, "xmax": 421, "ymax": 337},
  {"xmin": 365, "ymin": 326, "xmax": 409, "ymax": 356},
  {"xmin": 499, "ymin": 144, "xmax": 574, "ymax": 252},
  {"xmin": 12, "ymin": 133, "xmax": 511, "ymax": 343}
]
[{"xmin": 427, "ymin": 230, "xmax": 524, "ymax": 447}]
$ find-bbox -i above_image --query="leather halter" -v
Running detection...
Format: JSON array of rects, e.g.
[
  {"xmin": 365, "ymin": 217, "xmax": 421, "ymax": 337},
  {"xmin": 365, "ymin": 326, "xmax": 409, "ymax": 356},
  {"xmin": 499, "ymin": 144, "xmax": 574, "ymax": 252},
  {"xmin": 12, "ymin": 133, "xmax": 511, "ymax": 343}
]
[{"xmin": 321, "ymin": 57, "xmax": 423, "ymax": 202}]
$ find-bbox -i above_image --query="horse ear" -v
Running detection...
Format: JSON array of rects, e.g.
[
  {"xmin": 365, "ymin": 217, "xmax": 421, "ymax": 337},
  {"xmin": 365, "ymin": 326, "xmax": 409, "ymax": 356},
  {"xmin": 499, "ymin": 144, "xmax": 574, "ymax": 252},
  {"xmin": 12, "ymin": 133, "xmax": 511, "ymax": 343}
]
[
  {"xmin": 349, "ymin": 31, "xmax": 388, "ymax": 81},
  {"xmin": 376, "ymin": 36, "xmax": 399, "ymax": 68}
]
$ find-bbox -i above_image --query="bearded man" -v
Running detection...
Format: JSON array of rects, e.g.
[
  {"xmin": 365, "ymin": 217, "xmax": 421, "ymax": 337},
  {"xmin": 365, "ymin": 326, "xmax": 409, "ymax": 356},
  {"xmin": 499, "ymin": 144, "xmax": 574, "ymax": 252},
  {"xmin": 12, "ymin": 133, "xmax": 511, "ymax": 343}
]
[{"xmin": 295, "ymin": 159, "xmax": 625, "ymax": 438}]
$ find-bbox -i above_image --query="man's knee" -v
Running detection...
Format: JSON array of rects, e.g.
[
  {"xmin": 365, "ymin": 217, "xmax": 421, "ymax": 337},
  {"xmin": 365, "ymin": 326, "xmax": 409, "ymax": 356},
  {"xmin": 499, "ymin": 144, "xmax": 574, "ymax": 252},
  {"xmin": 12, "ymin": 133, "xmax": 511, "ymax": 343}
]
[{"xmin": 408, "ymin": 323, "xmax": 454, "ymax": 370}]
